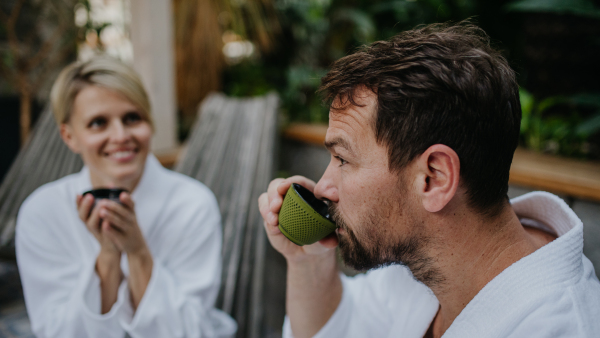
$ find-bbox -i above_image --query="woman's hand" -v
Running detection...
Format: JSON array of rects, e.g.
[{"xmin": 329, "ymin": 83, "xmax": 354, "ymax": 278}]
[
  {"xmin": 97, "ymin": 192, "xmax": 153, "ymax": 310},
  {"xmin": 95, "ymin": 192, "xmax": 148, "ymax": 256},
  {"xmin": 77, "ymin": 194, "xmax": 121, "ymax": 256},
  {"xmin": 76, "ymin": 194, "xmax": 123, "ymax": 313}
]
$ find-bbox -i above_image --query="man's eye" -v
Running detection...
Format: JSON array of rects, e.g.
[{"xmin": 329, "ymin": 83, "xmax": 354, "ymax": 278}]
[
  {"xmin": 123, "ymin": 112, "xmax": 142, "ymax": 125},
  {"xmin": 335, "ymin": 156, "xmax": 347, "ymax": 166},
  {"xmin": 88, "ymin": 117, "xmax": 106, "ymax": 128}
]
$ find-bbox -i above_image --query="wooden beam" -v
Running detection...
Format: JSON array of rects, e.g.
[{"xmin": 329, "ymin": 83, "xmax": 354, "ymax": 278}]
[
  {"xmin": 283, "ymin": 123, "xmax": 328, "ymax": 146},
  {"xmin": 282, "ymin": 123, "xmax": 600, "ymax": 202},
  {"xmin": 509, "ymin": 148, "xmax": 600, "ymax": 201}
]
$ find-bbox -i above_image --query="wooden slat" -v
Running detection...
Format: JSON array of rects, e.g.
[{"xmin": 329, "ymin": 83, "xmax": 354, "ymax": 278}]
[
  {"xmin": 282, "ymin": 123, "xmax": 600, "ymax": 202},
  {"xmin": 175, "ymin": 92, "xmax": 278, "ymax": 338},
  {"xmin": 0, "ymin": 109, "xmax": 83, "ymax": 251}
]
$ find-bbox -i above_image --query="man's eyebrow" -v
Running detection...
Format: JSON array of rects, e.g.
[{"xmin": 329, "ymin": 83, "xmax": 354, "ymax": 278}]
[{"xmin": 324, "ymin": 137, "xmax": 354, "ymax": 153}]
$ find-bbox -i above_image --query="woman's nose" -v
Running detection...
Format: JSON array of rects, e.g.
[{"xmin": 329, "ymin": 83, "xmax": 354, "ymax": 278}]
[
  {"xmin": 109, "ymin": 121, "xmax": 130, "ymax": 142},
  {"xmin": 314, "ymin": 160, "xmax": 339, "ymax": 203}
]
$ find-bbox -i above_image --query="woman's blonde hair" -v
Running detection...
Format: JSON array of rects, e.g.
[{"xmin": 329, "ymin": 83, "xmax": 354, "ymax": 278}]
[{"xmin": 50, "ymin": 56, "xmax": 153, "ymax": 127}]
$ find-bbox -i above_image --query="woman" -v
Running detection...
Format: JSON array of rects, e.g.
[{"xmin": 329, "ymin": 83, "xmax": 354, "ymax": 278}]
[{"xmin": 15, "ymin": 56, "xmax": 236, "ymax": 338}]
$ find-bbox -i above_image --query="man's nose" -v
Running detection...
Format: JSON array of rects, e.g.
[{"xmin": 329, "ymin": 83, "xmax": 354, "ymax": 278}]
[{"xmin": 314, "ymin": 160, "xmax": 339, "ymax": 203}]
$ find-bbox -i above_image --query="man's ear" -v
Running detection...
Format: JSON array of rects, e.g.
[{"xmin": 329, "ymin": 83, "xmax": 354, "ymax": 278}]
[
  {"xmin": 60, "ymin": 123, "xmax": 80, "ymax": 154},
  {"xmin": 414, "ymin": 144, "xmax": 460, "ymax": 213}
]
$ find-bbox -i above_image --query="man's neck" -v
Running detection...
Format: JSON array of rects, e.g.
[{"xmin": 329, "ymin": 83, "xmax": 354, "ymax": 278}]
[{"xmin": 423, "ymin": 203, "xmax": 555, "ymax": 338}]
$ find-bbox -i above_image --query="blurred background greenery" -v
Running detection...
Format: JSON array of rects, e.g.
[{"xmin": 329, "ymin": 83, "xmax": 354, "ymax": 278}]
[
  {"xmin": 2, "ymin": 0, "xmax": 600, "ymax": 174},
  {"xmin": 219, "ymin": 0, "xmax": 600, "ymax": 159}
]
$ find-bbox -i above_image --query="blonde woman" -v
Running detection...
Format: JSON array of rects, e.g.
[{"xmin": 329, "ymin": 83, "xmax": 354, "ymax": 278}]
[{"xmin": 15, "ymin": 56, "xmax": 236, "ymax": 338}]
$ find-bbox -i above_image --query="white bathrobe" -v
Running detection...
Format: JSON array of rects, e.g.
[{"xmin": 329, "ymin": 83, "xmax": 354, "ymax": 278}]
[
  {"xmin": 283, "ymin": 192, "xmax": 600, "ymax": 337},
  {"xmin": 16, "ymin": 155, "xmax": 236, "ymax": 338}
]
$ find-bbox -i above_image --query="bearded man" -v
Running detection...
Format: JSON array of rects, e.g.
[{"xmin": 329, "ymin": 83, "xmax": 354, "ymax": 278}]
[{"xmin": 258, "ymin": 23, "xmax": 600, "ymax": 338}]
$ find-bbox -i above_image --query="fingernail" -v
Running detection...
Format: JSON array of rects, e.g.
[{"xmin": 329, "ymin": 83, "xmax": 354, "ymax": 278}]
[{"xmin": 268, "ymin": 213, "xmax": 277, "ymax": 224}]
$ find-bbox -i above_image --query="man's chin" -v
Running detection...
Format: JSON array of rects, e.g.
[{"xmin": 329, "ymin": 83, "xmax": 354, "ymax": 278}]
[{"xmin": 338, "ymin": 235, "xmax": 382, "ymax": 272}]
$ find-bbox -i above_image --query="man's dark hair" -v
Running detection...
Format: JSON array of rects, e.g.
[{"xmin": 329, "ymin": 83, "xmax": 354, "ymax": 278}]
[{"xmin": 319, "ymin": 22, "xmax": 521, "ymax": 217}]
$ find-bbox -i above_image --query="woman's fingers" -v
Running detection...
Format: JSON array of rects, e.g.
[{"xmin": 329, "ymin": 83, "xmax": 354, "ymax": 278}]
[
  {"xmin": 119, "ymin": 192, "xmax": 135, "ymax": 209},
  {"xmin": 99, "ymin": 204, "xmax": 128, "ymax": 232},
  {"xmin": 77, "ymin": 194, "xmax": 95, "ymax": 221},
  {"xmin": 86, "ymin": 204, "xmax": 102, "ymax": 235},
  {"xmin": 102, "ymin": 200, "xmax": 132, "ymax": 224},
  {"xmin": 102, "ymin": 220, "xmax": 124, "ymax": 251}
]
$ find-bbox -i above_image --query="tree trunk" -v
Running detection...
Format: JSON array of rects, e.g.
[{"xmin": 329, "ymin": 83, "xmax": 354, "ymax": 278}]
[{"xmin": 19, "ymin": 89, "xmax": 31, "ymax": 147}]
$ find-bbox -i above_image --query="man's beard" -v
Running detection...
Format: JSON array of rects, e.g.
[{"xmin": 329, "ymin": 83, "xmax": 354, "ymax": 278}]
[{"xmin": 330, "ymin": 203, "xmax": 445, "ymax": 287}]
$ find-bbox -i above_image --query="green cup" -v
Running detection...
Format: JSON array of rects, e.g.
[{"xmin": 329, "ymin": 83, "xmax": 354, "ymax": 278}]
[{"xmin": 278, "ymin": 183, "xmax": 337, "ymax": 246}]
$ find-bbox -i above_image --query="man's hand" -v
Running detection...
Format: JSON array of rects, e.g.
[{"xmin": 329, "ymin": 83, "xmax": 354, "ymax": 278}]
[
  {"xmin": 258, "ymin": 176, "xmax": 338, "ymax": 262},
  {"xmin": 259, "ymin": 175, "xmax": 343, "ymax": 338}
]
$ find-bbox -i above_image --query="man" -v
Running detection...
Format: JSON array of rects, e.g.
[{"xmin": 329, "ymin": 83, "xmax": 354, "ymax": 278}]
[{"xmin": 259, "ymin": 23, "xmax": 600, "ymax": 337}]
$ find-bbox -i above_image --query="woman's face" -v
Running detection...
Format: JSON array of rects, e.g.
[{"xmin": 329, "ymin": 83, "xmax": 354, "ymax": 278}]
[{"xmin": 61, "ymin": 85, "xmax": 152, "ymax": 190}]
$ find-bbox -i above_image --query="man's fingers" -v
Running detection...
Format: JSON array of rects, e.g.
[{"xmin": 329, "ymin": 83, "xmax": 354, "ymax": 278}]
[
  {"xmin": 262, "ymin": 220, "xmax": 282, "ymax": 237},
  {"xmin": 267, "ymin": 178, "xmax": 286, "ymax": 212},
  {"xmin": 318, "ymin": 232, "xmax": 339, "ymax": 249},
  {"xmin": 271, "ymin": 176, "xmax": 317, "ymax": 213},
  {"xmin": 258, "ymin": 193, "xmax": 270, "ymax": 219},
  {"xmin": 277, "ymin": 175, "xmax": 316, "ymax": 195}
]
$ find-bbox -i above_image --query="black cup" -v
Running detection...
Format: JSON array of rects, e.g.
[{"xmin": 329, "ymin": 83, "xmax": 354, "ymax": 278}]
[{"xmin": 82, "ymin": 188, "xmax": 128, "ymax": 205}]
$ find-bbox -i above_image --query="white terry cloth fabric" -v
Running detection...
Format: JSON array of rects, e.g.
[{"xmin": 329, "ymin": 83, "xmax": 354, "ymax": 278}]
[
  {"xmin": 16, "ymin": 155, "xmax": 237, "ymax": 338},
  {"xmin": 282, "ymin": 191, "xmax": 600, "ymax": 338}
]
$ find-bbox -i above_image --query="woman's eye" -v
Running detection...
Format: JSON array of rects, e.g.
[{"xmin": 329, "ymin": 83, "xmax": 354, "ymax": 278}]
[
  {"xmin": 123, "ymin": 112, "xmax": 142, "ymax": 125},
  {"xmin": 88, "ymin": 117, "xmax": 106, "ymax": 129}
]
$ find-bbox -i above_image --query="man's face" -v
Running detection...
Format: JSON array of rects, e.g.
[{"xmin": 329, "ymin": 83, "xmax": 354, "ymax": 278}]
[{"xmin": 314, "ymin": 89, "xmax": 437, "ymax": 281}]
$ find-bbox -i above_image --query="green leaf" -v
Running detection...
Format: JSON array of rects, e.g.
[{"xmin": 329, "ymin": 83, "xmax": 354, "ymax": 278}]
[{"xmin": 519, "ymin": 88, "xmax": 534, "ymax": 134}]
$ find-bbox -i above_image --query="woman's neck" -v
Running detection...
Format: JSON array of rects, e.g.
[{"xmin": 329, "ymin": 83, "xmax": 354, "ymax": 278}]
[{"xmin": 89, "ymin": 168, "xmax": 144, "ymax": 193}]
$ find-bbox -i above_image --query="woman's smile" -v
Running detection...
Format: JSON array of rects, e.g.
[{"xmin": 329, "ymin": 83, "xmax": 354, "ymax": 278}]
[
  {"xmin": 104, "ymin": 147, "xmax": 138, "ymax": 162},
  {"xmin": 61, "ymin": 85, "xmax": 153, "ymax": 191}
]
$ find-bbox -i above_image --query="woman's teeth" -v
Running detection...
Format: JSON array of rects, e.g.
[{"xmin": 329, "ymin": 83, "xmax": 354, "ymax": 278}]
[{"xmin": 110, "ymin": 150, "xmax": 134, "ymax": 159}]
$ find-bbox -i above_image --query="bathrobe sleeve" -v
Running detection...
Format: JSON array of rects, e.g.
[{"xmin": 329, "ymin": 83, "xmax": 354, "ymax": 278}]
[
  {"xmin": 119, "ymin": 186, "xmax": 236, "ymax": 338},
  {"xmin": 16, "ymin": 191, "xmax": 128, "ymax": 338},
  {"xmin": 282, "ymin": 265, "xmax": 438, "ymax": 338}
]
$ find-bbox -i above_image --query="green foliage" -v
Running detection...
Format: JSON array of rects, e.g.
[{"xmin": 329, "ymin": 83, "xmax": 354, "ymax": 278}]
[
  {"xmin": 519, "ymin": 89, "xmax": 600, "ymax": 157},
  {"xmin": 506, "ymin": 0, "xmax": 600, "ymax": 18},
  {"xmin": 222, "ymin": 0, "xmax": 600, "ymax": 159},
  {"xmin": 223, "ymin": 0, "xmax": 481, "ymax": 123}
]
